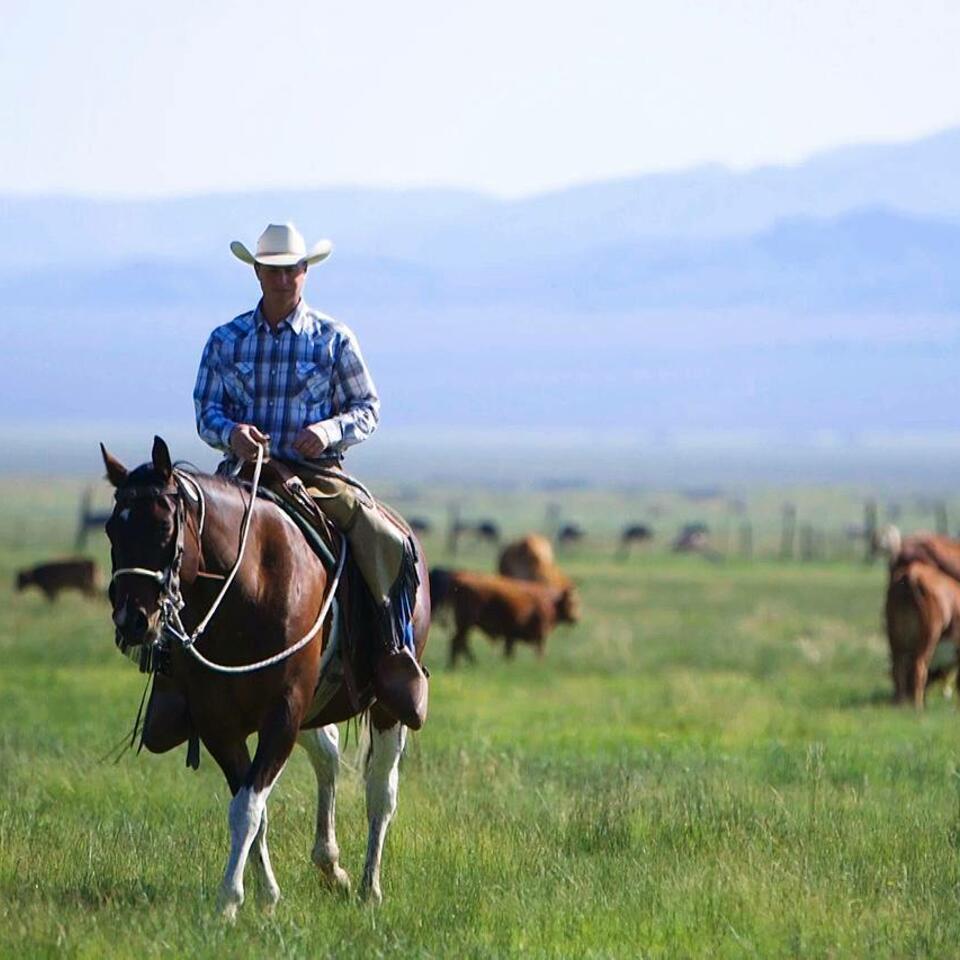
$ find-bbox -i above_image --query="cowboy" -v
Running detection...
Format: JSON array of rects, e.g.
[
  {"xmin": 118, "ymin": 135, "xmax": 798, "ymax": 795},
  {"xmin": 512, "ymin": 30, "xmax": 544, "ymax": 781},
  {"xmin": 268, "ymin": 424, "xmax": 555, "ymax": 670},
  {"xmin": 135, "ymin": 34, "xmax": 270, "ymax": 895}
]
[{"xmin": 193, "ymin": 222, "xmax": 427, "ymax": 728}]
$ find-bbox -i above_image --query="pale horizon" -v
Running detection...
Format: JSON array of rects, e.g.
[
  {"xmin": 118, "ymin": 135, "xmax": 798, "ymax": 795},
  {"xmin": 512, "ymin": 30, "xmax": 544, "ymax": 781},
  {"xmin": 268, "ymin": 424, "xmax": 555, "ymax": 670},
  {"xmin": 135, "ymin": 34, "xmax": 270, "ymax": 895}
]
[{"xmin": 3, "ymin": 122, "xmax": 958, "ymax": 204}]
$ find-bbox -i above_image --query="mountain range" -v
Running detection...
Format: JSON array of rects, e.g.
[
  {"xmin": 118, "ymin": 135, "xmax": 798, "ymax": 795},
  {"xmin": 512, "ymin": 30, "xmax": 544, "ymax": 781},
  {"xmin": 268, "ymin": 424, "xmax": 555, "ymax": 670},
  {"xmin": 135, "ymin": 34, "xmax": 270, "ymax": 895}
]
[{"xmin": 3, "ymin": 127, "xmax": 960, "ymax": 440}]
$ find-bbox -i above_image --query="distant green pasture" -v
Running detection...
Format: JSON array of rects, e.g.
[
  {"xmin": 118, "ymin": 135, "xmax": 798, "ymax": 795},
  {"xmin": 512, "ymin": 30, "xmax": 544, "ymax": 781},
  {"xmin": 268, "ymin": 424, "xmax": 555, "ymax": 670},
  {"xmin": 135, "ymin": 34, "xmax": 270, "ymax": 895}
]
[{"xmin": 2, "ymin": 479, "xmax": 959, "ymax": 958}]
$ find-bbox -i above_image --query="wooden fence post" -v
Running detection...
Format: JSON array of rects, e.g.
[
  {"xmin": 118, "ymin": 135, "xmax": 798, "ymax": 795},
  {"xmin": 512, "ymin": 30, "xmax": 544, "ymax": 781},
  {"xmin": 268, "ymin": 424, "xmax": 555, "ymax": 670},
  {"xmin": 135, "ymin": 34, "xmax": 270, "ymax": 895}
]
[
  {"xmin": 864, "ymin": 499, "xmax": 879, "ymax": 564},
  {"xmin": 780, "ymin": 504, "xmax": 797, "ymax": 561},
  {"xmin": 739, "ymin": 522, "xmax": 753, "ymax": 561},
  {"xmin": 447, "ymin": 503, "xmax": 461, "ymax": 557}
]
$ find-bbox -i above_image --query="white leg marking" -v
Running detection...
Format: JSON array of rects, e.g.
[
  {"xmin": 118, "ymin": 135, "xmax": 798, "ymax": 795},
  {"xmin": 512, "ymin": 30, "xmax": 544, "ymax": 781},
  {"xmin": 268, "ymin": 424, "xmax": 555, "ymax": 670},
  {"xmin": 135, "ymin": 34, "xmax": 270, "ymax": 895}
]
[
  {"xmin": 253, "ymin": 805, "xmax": 281, "ymax": 911},
  {"xmin": 360, "ymin": 722, "xmax": 406, "ymax": 904},
  {"xmin": 297, "ymin": 725, "xmax": 351, "ymax": 892},
  {"xmin": 217, "ymin": 765, "xmax": 285, "ymax": 920}
]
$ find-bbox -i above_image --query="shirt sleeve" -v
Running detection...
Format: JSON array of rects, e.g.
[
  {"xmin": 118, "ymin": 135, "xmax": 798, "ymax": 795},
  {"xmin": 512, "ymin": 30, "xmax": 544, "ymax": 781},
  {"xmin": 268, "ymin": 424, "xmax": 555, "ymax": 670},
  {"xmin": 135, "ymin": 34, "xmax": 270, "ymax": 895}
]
[
  {"xmin": 193, "ymin": 332, "xmax": 237, "ymax": 452},
  {"xmin": 312, "ymin": 329, "xmax": 380, "ymax": 451}
]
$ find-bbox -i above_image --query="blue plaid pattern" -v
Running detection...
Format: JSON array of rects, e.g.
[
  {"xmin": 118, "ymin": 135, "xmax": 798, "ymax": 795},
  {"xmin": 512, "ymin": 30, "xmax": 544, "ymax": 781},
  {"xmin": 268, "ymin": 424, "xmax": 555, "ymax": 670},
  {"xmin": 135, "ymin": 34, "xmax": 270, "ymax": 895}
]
[{"xmin": 194, "ymin": 301, "xmax": 380, "ymax": 464}]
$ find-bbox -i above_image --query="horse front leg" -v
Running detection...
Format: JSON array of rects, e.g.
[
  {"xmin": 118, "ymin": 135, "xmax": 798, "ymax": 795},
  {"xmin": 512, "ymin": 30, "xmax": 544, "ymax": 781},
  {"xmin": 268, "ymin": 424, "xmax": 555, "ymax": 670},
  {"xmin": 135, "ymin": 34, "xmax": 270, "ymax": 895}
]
[
  {"xmin": 297, "ymin": 724, "xmax": 351, "ymax": 893},
  {"xmin": 216, "ymin": 697, "xmax": 300, "ymax": 920},
  {"xmin": 205, "ymin": 738, "xmax": 256, "ymax": 919},
  {"xmin": 252, "ymin": 802, "xmax": 281, "ymax": 912},
  {"xmin": 212, "ymin": 751, "xmax": 282, "ymax": 914},
  {"xmin": 360, "ymin": 705, "xmax": 407, "ymax": 904}
]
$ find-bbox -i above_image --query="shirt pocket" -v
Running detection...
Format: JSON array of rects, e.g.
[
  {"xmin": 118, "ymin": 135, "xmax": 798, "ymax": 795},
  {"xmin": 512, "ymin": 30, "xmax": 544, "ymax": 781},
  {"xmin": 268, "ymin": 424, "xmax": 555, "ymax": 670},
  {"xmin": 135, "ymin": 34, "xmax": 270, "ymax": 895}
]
[
  {"xmin": 294, "ymin": 361, "xmax": 332, "ymax": 420},
  {"xmin": 221, "ymin": 360, "xmax": 256, "ymax": 406}
]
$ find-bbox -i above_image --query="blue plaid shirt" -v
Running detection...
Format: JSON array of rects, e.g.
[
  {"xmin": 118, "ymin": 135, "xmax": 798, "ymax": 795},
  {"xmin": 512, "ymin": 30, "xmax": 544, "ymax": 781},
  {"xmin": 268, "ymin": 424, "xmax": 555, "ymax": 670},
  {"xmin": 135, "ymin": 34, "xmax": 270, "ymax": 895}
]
[{"xmin": 194, "ymin": 300, "xmax": 380, "ymax": 466}]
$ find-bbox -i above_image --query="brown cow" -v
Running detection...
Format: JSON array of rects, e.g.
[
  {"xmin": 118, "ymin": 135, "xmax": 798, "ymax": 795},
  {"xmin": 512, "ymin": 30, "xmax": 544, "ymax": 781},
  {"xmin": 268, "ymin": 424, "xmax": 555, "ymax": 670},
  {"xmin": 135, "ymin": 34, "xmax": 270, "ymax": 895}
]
[
  {"xmin": 436, "ymin": 569, "xmax": 579, "ymax": 667},
  {"xmin": 498, "ymin": 534, "xmax": 575, "ymax": 593},
  {"xmin": 16, "ymin": 558, "xmax": 99, "ymax": 601},
  {"xmin": 878, "ymin": 526, "xmax": 960, "ymax": 582},
  {"xmin": 885, "ymin": 558, "xmax": 960, "ymax": 708}
]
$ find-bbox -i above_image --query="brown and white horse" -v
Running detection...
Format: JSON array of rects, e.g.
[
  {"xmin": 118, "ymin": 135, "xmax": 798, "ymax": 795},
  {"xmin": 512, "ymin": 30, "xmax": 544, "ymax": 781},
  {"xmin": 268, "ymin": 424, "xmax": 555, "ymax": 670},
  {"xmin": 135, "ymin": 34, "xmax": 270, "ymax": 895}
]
[{"xmin": 101, "ymin": 437, "xmax": 430, "ymax": 916}]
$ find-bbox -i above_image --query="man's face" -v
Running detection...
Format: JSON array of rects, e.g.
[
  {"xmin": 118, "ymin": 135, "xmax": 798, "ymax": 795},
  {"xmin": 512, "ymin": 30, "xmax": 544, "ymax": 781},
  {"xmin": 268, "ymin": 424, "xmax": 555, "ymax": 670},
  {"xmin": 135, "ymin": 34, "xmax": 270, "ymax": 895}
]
[{"xmin": 255, "ymin": 262, "xmax": 307, "ymax": 303}]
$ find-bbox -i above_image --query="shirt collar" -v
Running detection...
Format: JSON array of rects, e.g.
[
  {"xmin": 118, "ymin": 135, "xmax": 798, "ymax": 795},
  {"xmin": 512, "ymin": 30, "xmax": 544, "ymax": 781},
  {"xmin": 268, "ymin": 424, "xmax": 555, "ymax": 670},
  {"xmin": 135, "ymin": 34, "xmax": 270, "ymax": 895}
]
[{"xmin": 253, "ymin": 300, "xmax": 309, "ymax": 335}]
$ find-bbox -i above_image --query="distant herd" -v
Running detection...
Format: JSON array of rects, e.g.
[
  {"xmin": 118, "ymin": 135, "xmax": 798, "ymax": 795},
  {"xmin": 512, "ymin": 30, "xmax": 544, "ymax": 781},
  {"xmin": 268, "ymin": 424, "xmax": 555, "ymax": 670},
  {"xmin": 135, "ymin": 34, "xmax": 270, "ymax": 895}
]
[{"xmin": 18, "ymin": 510, "xmax": 960, "ymax": 707}]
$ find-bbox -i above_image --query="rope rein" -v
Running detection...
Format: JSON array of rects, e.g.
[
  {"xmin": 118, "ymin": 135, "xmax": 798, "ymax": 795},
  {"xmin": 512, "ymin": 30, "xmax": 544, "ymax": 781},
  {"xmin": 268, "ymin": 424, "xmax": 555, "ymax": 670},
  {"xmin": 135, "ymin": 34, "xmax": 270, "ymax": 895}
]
[
  {"xmin": 169, "ymin": 541, "xmax": 345, "ymax": 674},
  {"xmin": 110, "ymin": 444, "xmax": 346, "ymax": 674},
  {"xmin": 179, "ymin": 442, "xmax": 265, "ymax": 643}
]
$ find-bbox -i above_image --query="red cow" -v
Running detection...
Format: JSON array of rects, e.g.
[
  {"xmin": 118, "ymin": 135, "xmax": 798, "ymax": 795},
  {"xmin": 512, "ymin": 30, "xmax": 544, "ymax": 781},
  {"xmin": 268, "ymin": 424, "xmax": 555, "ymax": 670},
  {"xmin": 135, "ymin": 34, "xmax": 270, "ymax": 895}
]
[
  {"xmin": 16, "ymin": 558, "xmax": 99, "ymax": 601},
  {"xmin": 886, "ymin": 559, "xmax": 960, "ymax": 708},
  {"xmin": 435, "ymin": 569, "xmax": 579, "ymax": 667}
]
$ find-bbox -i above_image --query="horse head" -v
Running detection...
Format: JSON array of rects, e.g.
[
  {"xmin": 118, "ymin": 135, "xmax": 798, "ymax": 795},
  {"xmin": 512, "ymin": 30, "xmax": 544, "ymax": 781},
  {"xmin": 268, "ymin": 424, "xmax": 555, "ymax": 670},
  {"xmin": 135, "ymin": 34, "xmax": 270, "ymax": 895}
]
[{"xmin": 101, "ymin": 436, "xmax": 181, "ymax": 652}]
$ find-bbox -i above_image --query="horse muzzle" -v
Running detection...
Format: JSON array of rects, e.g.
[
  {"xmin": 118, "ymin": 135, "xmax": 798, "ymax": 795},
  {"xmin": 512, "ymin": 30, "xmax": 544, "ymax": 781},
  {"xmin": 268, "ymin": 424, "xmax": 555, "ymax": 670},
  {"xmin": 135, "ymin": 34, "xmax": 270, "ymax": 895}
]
[{"xmin": 113, "ymin": 600, "xmax": 161, "ymax": 650}]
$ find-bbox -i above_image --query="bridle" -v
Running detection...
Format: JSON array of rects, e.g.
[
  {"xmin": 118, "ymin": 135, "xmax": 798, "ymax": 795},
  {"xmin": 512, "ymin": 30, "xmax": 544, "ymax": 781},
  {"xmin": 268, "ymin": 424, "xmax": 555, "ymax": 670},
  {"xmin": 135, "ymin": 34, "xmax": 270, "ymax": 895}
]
[{"xmin": 110, "ymin": 446, "xmax": 345, "ymax": 675}]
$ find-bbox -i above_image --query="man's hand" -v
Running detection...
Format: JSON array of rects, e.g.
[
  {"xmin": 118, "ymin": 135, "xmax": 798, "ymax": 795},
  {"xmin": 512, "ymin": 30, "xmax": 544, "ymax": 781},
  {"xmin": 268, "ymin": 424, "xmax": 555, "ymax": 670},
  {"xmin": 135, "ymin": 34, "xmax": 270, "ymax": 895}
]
[
  {"xmin": 229, "ymin": 424, "xmax": 271, "ymax": 461},
  {"xmin": 292, "ymin": 424, "xmax": 329, "ymax": 459}
]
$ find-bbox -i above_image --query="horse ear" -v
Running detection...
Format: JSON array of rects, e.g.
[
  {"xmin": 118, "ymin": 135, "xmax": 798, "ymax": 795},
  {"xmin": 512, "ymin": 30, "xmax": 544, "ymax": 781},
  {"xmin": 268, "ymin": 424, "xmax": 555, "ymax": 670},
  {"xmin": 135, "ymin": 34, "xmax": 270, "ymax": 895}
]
[
  {"xmin": 100, "ymin": 443, "xmax": 128, "ymax": 487},
  {"xmin": 152, "ymin": 436, "xmax": 173, "ymax": 479}
]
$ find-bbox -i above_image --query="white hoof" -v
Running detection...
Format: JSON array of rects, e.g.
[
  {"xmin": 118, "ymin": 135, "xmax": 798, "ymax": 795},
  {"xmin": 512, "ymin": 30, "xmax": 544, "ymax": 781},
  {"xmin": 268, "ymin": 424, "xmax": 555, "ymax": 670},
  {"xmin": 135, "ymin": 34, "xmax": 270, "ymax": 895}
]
[
  {"xmin": 359, "ymin": 879, "xmax": 383, "ymax": 906},
  {"xmin": 257, "ymin": 888, "xmax": 280, "ymax": 913},
  {"xmin": 322, "ymin": 864, "xmax": 352, "ymax": 895},
  {"xmin": 219, "ymin": 899, "xmax": 239, "ymax": 923},
  {"xmin": 217, "ymin": 885, "xmax": 244, "ymax": 922}
]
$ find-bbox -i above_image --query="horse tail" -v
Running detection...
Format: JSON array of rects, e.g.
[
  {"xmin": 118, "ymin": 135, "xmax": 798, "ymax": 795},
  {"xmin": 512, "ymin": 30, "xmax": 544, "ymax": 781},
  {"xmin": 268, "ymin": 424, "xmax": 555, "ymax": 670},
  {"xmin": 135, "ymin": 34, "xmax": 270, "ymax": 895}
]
[
  {"xmin": 355, "ymin": 711, "xmax": 373, "ymax": 774},
  {"xmin": 353, "ymin": 710, "xmax": 409, "ymax": 773}
]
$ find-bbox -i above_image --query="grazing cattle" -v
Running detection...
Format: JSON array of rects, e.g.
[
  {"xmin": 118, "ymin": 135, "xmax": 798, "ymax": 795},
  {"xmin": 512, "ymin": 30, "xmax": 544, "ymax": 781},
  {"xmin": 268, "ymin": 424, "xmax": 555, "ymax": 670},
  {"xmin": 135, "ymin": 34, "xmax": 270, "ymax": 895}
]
[
  {"xmin": 428, "ymin": 566, "xmax": 455, "ymax": 610},
  {"xmin": 408, "ymin": 516, "xmax": 432, "ymax": 535},
  {"xmin": 673, "ymin": 523, "xmax": 709, "ymax": 554},
  {"xmin": 451, "ymin": 519, "xmax": 499, "ymax": 541},
  {"xmin": 499, "ymin": 533, "xmax": 555, "ymax": 575},
  {"xmin": 448, "ymin": 518, "xmax": 501, "ymax": 553},
  {"xmin": 16, "ymin": 558, "xmax": 99, "ymax": 601},
  {"xmin": 878, "ymin": 526, "xmax": 960, "ymax": 582},
  {"xmin": 435, "ymin": 570, "xmax": 579, "ymax": 666},
  {"xmin": 497, "ymin": 534, "xmax": 574, "ymax": 592},
  {"xmin": 556, "ymin": 523, "xmax": 585, "ymax": 547},
  {"xmin": 622, "ymin": 523, "xmax": 653, "ymax": 543},
  {"xmin": 885, "ymin": 559, "xmax": 960, "ymax": 708},
  {"xmin": 619, "ymin": 523, "xmax": 653, "ymax": 558},
  {"xmin": 470, "ymin": 520, "xmax": 500, "ymax": 543}
]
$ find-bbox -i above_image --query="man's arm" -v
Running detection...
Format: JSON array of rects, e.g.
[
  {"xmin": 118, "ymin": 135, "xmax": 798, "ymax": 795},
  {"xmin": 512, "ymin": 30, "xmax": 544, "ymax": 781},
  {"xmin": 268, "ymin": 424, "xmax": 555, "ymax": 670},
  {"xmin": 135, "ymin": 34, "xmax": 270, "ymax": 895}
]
[
  {"xmin": 193, "ymin": 333, "xmax": 238, "ymax": 452},
  {"xmin": 293, "ymin": 330, "xmax": 380, "ymax": 457}
]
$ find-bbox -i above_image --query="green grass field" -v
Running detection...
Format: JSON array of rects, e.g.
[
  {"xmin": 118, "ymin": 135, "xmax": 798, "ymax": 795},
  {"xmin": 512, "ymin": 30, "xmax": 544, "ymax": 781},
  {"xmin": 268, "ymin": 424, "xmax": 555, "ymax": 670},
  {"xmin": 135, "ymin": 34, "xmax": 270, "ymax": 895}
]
[{"xmin": 2, "ymin": 478, "xmax": 960, "ymax": 958}]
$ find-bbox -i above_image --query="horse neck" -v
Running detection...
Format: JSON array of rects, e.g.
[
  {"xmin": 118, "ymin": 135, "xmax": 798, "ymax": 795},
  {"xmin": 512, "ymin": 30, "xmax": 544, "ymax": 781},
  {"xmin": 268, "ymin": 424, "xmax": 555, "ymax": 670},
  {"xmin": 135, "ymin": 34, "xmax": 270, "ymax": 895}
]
[{"xmin": 184, "ymin": 474, "xmax": 260, "ymax": 579}]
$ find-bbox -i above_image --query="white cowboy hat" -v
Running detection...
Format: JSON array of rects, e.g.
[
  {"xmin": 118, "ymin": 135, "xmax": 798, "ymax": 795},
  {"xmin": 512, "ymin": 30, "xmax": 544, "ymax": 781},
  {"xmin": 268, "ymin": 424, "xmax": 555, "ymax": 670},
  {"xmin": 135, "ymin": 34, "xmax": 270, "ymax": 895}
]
[{"xmin": 230, "ymin": 222, "xmax": 333, "ymax": 267}]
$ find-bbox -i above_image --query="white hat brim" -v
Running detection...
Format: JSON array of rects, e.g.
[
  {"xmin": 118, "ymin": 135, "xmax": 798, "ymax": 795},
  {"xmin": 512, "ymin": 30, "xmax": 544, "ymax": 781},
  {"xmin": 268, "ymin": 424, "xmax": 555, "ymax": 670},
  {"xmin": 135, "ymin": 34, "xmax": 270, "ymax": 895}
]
[{"xmin": 230, "ymin": 239, "xmax": 333, "ymax": 267}]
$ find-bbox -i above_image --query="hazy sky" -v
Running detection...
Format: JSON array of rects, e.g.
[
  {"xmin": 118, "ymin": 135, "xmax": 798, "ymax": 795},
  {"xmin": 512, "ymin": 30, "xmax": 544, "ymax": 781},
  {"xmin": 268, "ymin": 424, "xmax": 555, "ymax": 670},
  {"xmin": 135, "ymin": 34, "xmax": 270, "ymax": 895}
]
[{"xmin": 3, "ymin": 0, "xmax": 959, "ymax": 198}]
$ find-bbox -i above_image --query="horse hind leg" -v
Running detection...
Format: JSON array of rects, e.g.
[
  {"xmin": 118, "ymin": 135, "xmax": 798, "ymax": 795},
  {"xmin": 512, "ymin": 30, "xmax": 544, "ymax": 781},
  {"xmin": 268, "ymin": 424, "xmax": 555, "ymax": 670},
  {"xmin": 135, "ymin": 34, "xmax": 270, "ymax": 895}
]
[
  {"xmin": 360, "ymin": 706, "xmax": 407, "ymax": 904},
  {"xmin": 297, "ymin": 725, "xmax": 351, "ymax": 893}
]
